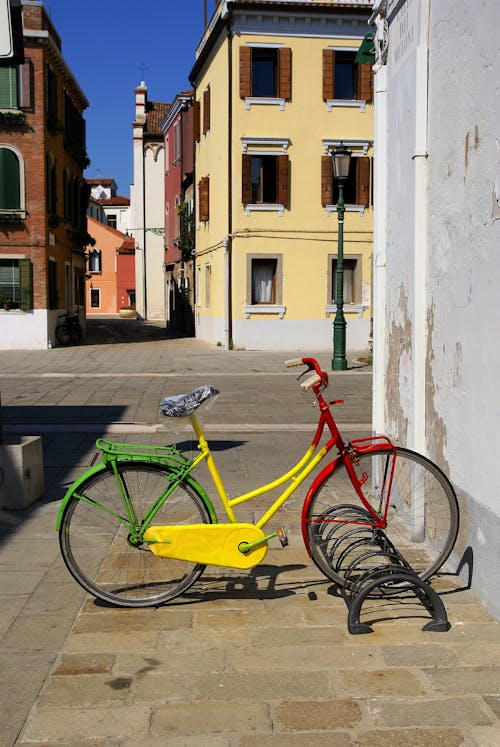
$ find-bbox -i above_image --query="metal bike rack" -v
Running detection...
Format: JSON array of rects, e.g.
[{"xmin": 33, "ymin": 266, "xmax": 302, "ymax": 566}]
[{"xmin": 317, "ymin": 505, "xmax": 451, "ymax": 635}]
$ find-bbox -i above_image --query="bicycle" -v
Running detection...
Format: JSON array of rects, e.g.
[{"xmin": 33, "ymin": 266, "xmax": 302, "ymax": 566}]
[
  {"xmin": 57, "ymin": 356, "xmax": 459, "ymax": 607},
  {"xmin": 55, "ymin": 310, "xmax": 84, "ymax": 346}
]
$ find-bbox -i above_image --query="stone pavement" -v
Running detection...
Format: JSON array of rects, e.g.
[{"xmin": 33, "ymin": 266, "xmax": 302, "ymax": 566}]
[{"xmin": 0, "ymin": 321, "xmax": 499, "ymax": 746}]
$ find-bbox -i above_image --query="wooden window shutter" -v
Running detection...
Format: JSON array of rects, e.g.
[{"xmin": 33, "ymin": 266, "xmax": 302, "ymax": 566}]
[
  {"xmin": 356, "ymin": 157, "xmax": 370, "ymax": 207},
  {"xmin": 199, "ymin": 176, "xmax": 209, "ymax": 222},
  {"xmin": 203, "ymin": 86, "xmax": 210, "ymax": 134},
  {"xmin": 357, "ymin": 62, "xmax": 373, "ymax": 102},
  {"xmin": 277, "ymin": 154, "xmax": 289, "ymax": 208},
  {"xmin": 242, "ymin": 154, "xmax": 252, "ymax": 205},
  {"xmin": 321, "ymin": 156, "xmax": 333, "ymax": 207},
  {"xmin": 193, "ymin": 99, "xmax": 200, "ymax": 142},
  {"xmin": 240, "ymin": 46, "xmax": 252, "ymax": 98},
  {"xmin": 19, "ymin": 259, "xmax": 33, "ymax": 311},
  {"xmin": 322, "ymin": 49, "xmax": 335, "ymax": 100},
  {"xmin": 19, "ymin": 59, "xmax": 33, "ymax": 109},
  {"xmin": 278, "ymin": 47, "xmax": 292, "ymax": 100}
]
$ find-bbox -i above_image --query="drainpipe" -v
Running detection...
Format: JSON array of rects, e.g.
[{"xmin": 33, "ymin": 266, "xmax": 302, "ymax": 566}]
[
  {"xmin": 412, "ymin": 0, "xmax": 430, "ymax": 453},
  {"xmin": 370, "ymin": 2, "xmax": 389, "ymax": 436},
  {"xmin": 142, "ymin": 144, "xmax": 147, "ymax": 320},
  {"xmin": 226, "ymin": 19, "xmax": 233, "ymax": 349}
]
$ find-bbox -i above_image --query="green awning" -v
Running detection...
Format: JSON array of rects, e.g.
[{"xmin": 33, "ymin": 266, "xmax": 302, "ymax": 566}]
[{"xmin": 355, "ymin": 33, "xmax": 375, "ymax": 64}]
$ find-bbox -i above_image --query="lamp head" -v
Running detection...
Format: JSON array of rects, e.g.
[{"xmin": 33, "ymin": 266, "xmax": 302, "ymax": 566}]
[{"xmin": 332, "ymin": 144, "xmax": 351, "ymax": 182}]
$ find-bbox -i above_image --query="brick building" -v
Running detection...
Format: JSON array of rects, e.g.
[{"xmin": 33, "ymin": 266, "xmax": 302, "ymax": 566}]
[{"xmin": 0, "ymin": 1, "xmax": 89, "ymax": 349}]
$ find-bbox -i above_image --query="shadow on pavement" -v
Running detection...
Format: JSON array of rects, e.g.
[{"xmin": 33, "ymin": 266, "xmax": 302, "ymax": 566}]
[{"xmin": 85, "ymin": 317, "xmax": 193, "ymax": 345}]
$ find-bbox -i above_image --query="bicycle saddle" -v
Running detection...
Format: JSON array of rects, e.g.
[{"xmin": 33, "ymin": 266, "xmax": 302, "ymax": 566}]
[{"xmin": 159, "ymin": 385, "xmax": 220, "ymax": 417}]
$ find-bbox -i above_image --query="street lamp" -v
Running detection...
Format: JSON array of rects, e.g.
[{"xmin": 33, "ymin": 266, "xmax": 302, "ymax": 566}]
[{"xmin": 331, "ymin": 144, "xmax": 351, "ymax": 371}]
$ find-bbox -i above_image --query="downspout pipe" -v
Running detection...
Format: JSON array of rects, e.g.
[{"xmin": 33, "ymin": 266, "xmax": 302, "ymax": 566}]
[
  {"xmin": 226, "ymin": 18, "xmax": 233, "ymax": 349},
  {"xmin": 370, "ymin": 1, "xmax": 388, "ymax": 436},
  {"xmin": 412, "ymin": 0, "xmax": 430, "ymax": 453},
  {"xmin": 142, "ymin": 144, "xmax": 147, "ymax": 320}
]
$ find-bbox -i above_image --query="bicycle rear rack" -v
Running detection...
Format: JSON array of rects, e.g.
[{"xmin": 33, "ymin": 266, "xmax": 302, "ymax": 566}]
[
  {"xmin": 96, "ymin": 438, "xmax": 191, "ymax": 469},
  {"xmin": 318, "ymin": 505, "xmax": 451, "ymax": 634}
]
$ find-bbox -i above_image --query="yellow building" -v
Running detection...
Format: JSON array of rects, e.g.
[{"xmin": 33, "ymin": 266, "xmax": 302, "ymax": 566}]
[{"xmin": 190, "ymin": 0, "xmax": 374, "ymax": 352}]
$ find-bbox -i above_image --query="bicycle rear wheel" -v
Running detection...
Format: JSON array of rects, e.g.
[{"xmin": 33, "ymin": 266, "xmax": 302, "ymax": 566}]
[
  {"xmin": 304, "ymin": 446, "xmax": 459, "ymax": 587},
  {"xmin": 59, "ymin": 462, "xmax": 212, "ymax": 607}
]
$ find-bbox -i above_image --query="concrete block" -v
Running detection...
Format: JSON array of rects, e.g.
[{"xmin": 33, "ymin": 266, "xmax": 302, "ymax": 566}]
[{"xmin": 0, "ymin": 435, "xmax": 44, "ymax": 509}]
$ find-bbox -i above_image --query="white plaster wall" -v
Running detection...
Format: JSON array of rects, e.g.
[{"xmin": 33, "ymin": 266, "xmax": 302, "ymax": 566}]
[
  {"xmin": 0, "ymin": 311, "xmax": 48, "ymax": 349},
  {"xmin": 426, "ymin": 0, "xmax": 500, "ymax": 513},
  {"xmin": 232, "ymin": 318, "xmax": 370, "ymax": 352},
  {"xmin": 377, "ymin": 0, "xmax": 500, "ymax": 617},
  {"xmin": 144, "ymin": 146, "xmax": 166, "ymax": 322},
  {"xmin": 425, "ymin": 0, "xmax": 500, "ymax": 616}
]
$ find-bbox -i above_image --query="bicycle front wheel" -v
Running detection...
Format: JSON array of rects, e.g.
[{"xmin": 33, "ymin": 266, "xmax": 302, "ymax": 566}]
[
  {"xmin": 59, "ymin": 462, "xmax": 212, "ymax": 607},
  {"xmin": 55, "ymin": 323, "xmax": 72, "ymax": 346},
  {"xmin": 304, "ymin": 447, "xmax": 459, "ymax": 587}
]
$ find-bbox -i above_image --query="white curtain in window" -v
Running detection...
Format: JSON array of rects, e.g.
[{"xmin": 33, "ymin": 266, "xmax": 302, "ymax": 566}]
[{"xmin": 252, "ymin": 263, "xmax": 273, "ymax": 303}]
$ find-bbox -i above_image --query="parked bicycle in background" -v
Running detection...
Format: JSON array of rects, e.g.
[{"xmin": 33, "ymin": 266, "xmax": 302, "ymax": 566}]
[{"xmin": 55, "ymin": 310, "xmax": 84, "ymax": 346}]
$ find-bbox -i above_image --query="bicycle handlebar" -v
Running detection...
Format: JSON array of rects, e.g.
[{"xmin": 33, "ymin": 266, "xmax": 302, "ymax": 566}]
[{"xmin": 285, "ymin": 357, "xmax": 329, "ymax": 390}]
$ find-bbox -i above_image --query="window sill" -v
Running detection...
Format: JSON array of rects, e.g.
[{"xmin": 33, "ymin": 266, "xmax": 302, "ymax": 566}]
[
  {"xmin": 0, "ymin": 210, "xmax": 27, "ymax": 223},
  {"xmin": 326, "ymin": 99, "xmax": 367, "ymax": 113},
  {"xmin": 245, "ymin": 97, "xmax": 286, "ymax": 111},
  {"xmin": 325, "ymin": 204, "xmax": 367, "ymax": 217},
  {"xmin": 245, "ymin": 305, "xmax": 286, "ymax": 319},
  {"xmin": 244, "ymin": 204, "xmax": 284, "ymax": 217},
  {"xmin": 325, "ymin": 304, "xmax": 366, "ymax": 319}
]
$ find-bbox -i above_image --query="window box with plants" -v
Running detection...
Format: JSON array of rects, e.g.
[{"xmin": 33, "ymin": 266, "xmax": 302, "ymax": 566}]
[{"xmin": 0, "ymin": 110, "xmax": 26, "ymax": 127}]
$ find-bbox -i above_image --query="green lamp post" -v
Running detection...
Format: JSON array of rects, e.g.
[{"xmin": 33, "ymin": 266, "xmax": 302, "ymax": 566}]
[{"xmin": 331, "ymin": 144, "xmax": 351, "ymax": 371}]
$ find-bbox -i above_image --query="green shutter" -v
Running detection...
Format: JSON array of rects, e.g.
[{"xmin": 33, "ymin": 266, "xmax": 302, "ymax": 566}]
[
  {"xmin": 0, "ymin": 148, "xmax": 21, "ymax": 209},
  {"xmin": 19, "ymin": 259, "xmax": 33, "ymax": 311},
  {"xmin": 0, "ymin": 67, "xmax": 18, "ymax": 108}
]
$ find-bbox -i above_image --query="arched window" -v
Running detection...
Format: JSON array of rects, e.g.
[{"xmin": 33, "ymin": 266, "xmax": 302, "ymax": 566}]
[{"xmin": 0, "ymin": 147, "xmax": 21, "ymax": 209}]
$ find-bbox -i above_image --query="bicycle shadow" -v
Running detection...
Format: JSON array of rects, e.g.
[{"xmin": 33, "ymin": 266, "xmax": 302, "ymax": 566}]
[{"xmin": 91, "ymin": 563, "xmax": 329, "ymax": 609}]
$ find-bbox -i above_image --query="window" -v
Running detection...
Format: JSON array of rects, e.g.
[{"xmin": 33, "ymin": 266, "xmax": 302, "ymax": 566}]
[
  {"xmin": 74, "ymin": 268, "xmax": 85, "ymax": 307},
  {"xmin": 173, "ymin": 120, "xmax": 181, "ymax": 161},
  {"xmin": 0, "ymin": 67, "xmax": 17, "ymax": 108},
  {"xmin": 107, "ymin": 214, "xmax": 117, "ymax": 229},
  {"xmin": 46, "ymin": 64, "xmax": 58, "ymax": 120},
  {"xmin": 242, "ymin": 154, "xmax": 289, "ymax": 209},
  {"xmin": 246, "ymin": 254, "xmax": 283, "ymax": 306},
  {"xmin": 0, "ymin": 148, "xmax": 21, "ymax": 210},
  {"xmin": 64, "ymin": 92, "xmax": 85, "ymax": 152},
  {"xmin": 328, "ymin": 255, "xmax": 362, "ymax": 306},
  {"xmin": 0, "ymin": 257, "xmax": 32, "ymax": 309},
  {"xmin": 88, "ymin": 249, "xmax": 102, "ymax": 273},
  {"xmin": 90, "ymin": 288, "xmax": 100, "ymax": 308},
  {"xmin": 198, "ymin": 176, "xmax": 209, "ymax": 222},
  {"xmin": 321, "ymin": 155, "xmax": 371, "ymax": 209},
  {"xmin": 48, "ymin": 258, "xmax": 58, "ymax": 309},
  {"xmin": 252, "ymin": 258, "xmax": 276, "ymax": 304},
  {"xmin": 203, "ymin": 86, "xmax": 210, "ymax": 135},
  {"xmin": 322, "ymin": 49, "xmax": 373, "ymax": 102},
  {"xmin": 205, "ymin": 264, "xmax": 211, "ymax": 308},
  {"xmin": 196, "ymin": 265, "xmax": 201, "ymax": 306},
  {"xmin": 46, "ymin": 153, "xmax": 57, "ymax": 215},
  {"xmin": 193, "ymin": 99, "xmax": 201, "ymax": 142},
  {"xmin": 0, "ymin": 61, "xmax": 32, "ymax": 109},
  {"xmin": 240, "ymin": 46, "xmax": 292, "ymax": 101}
]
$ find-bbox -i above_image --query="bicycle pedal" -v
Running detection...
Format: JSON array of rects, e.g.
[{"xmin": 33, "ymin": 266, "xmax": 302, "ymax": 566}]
[{"xmin": 276, "ymin": 527, "xmax": 289, "ymax": 547}]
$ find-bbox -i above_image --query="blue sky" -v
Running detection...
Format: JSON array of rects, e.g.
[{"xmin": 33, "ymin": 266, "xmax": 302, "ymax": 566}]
[{"xmin": 44, "ymin": 1, "xmax": 218, "ymax": 197}]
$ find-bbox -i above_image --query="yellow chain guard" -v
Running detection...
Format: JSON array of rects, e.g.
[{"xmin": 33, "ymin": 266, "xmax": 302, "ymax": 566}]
[{"xmin": 144, "ymin": 523, "xmax": 268, "ymax": 569}]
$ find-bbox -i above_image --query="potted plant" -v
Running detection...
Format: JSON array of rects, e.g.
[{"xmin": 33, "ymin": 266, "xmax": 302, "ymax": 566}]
[
  {"xmin": 119, "ymin": 305, "xmax": 136, "ymax": 319},
  {"xmin": 1, "ymin": 295, "xmax": 13, "ymax": 310}
]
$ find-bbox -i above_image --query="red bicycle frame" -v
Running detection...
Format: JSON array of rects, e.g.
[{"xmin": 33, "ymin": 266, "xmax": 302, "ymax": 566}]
[{"xmin": 296, "ymin": 358, "xmax": 397, "ymax": 556}]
